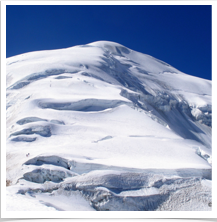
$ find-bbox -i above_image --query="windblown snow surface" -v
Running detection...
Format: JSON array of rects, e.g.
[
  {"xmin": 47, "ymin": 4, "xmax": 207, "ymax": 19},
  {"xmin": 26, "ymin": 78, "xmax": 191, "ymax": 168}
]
[{"xmin": 6, "ymin": 41, "xmax": 212, "ymax": 211}]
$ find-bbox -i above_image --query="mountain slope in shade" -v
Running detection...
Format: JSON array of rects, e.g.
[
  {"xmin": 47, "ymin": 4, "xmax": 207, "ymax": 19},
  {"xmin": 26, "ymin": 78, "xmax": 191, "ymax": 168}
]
[{"xmin": 6, "ymin": 41, "xmax": 212, "ymax": 212}]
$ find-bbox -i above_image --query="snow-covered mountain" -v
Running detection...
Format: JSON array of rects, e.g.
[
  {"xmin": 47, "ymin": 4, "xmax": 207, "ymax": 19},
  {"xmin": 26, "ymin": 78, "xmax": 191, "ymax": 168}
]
[{"xmin": 6, "ymin": 41, "xmax": 212, "ymax": 211}]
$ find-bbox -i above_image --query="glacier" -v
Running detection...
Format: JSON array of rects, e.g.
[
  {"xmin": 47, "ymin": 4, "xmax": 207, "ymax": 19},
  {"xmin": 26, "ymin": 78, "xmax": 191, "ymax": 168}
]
[{"xmin": 5, "ymin": 41, "xmax": 212, "ymax": 211}]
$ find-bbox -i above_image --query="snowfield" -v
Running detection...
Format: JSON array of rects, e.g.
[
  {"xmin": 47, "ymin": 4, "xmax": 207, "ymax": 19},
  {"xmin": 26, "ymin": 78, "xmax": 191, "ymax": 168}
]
[{"xmin": 5, "ymin": 41, "xmax": 212, "ymax": 212}]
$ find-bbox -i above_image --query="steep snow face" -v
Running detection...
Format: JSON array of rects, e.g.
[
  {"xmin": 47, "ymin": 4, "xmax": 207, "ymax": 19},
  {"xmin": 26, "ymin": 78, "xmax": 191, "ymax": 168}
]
[{"xmin": 6, "ymin": 41, "xmax": 212, "ymax": 211}]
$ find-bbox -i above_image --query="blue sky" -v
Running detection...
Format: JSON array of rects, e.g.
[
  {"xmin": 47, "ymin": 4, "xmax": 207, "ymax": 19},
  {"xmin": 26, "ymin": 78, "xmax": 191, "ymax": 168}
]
[{"xmin": 6, "ymin": 5, "xmax": 212, "ymax": 80}]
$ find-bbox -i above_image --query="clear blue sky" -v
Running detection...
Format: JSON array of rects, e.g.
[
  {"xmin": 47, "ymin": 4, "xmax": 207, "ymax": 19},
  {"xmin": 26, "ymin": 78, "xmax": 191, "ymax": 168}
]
[{"xmin": 6, "ymin": 5, "xmax": 212, "ymax": 80}]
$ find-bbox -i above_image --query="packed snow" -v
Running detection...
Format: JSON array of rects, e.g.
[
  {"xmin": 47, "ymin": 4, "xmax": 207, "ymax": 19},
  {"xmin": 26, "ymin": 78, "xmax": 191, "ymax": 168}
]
[{"xmin": 5, "ymin": 41, "xmax": 212, "ymax": 213}]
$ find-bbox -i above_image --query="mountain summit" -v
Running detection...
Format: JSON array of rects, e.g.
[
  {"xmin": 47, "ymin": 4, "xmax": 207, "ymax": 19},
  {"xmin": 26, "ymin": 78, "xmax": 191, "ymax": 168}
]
[{"xmin": 6, "ymin": 41, "xmax": 212, "ymax": 211}]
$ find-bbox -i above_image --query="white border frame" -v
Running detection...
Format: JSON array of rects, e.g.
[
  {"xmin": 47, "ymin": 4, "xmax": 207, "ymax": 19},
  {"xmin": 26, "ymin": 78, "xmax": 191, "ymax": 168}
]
[{"xmin": 1, "ymin": 1, "xmax": 216, "ymax": 219}]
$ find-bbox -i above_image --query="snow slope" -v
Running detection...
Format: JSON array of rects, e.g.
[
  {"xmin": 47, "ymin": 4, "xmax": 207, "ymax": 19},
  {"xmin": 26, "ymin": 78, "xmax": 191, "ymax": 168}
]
[{"xmin": 6, "ymin": 41, "xmax": 212, "ymax": 211}]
